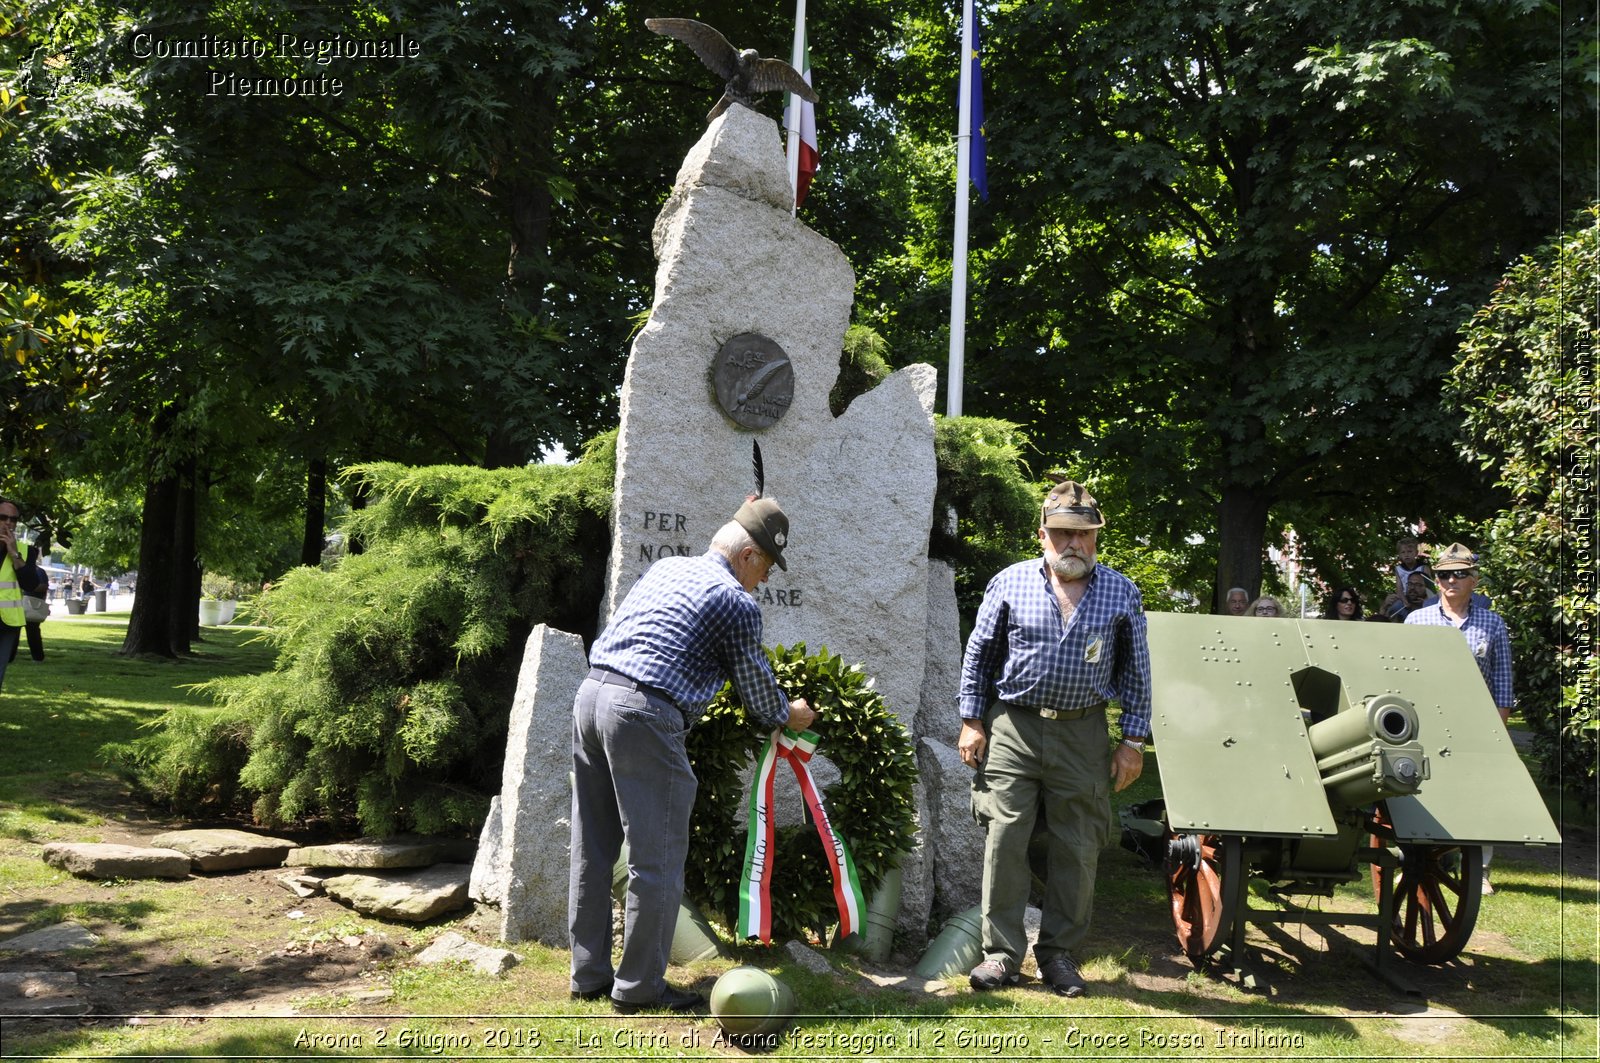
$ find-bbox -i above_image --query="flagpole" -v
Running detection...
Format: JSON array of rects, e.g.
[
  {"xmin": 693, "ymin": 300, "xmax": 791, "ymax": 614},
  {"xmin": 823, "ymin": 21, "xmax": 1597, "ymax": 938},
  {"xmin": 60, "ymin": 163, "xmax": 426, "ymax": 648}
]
[
  {"xmin": 786, "ymin": 0, "xmax": 808, "ymax": 216},
  {"xmin": 947, "ymin": 0, "xmax": 974, "ymax": 417}
]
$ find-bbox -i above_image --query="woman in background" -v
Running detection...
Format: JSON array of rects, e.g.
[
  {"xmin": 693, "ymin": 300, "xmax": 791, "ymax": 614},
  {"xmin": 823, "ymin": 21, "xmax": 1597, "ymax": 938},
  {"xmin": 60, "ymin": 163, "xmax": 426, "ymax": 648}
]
[
  {"xmin": 1249, "ymin": 596, "xmax": 1283, "ymax": 618},
  {"xmin": 1322, "ymin": 586, "xmax": 1363, "ymax": 621}
]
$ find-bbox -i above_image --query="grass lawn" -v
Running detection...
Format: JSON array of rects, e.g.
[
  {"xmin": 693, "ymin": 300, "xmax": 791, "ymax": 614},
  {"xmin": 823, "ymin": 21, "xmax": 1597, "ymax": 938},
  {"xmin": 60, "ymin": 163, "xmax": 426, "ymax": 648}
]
[{"xmin": 0, "ymin": 615, "xmax": 1595, "ymax": 1059}]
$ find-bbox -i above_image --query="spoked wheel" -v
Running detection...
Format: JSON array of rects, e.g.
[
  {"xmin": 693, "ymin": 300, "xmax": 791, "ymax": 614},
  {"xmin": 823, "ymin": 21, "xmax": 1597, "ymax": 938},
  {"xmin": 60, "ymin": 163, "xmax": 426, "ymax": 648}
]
[
  {"xmin": 1167, "ymin": 833, "xmax": 1242, "ymax": 966},
  {"xmin": 1379, "ymin": 842, "xmax": 1483, "ymax": 964}
]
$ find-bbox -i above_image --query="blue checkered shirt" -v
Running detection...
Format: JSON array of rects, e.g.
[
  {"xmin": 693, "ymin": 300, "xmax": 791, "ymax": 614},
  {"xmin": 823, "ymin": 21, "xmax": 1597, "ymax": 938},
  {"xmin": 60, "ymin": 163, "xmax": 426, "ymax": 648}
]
[
  {"xmin": 959, "ymin": 559, "xmax": 1153, "ymax": 739},
  {"xmin": 1404, "ymin": 601, "xmax": 1516, "ymax": 709},
  {"xmin": 590, "ymin": 551, "xmax": 790, "ymax": 729}
]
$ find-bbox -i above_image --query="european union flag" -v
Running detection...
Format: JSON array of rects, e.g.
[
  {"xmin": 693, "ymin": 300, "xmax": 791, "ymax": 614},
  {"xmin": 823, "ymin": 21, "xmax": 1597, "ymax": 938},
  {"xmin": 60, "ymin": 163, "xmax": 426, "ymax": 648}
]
[{"xmin": 969, "ymin": 8, "xmax": 988, "ymax": 202}]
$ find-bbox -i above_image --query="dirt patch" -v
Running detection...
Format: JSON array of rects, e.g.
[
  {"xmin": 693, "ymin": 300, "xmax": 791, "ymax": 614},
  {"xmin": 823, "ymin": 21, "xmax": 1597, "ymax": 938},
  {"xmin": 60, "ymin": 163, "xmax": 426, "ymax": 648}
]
[{"xmin": 0, "ymin": 791, "xmax": 413, "ymax": 1043}]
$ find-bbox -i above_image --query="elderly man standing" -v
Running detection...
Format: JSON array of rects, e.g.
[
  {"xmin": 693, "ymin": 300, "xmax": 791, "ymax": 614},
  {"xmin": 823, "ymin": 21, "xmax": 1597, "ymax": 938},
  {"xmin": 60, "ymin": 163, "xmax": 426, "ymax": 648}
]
[
  {"xmin": 1404, "ymin": 541, "xmax": 1513, "ymax": 893},
  {"xmin": 1223, "ymin": 587, "xmax": 1250, "ymax": 616},
  {"xmin": 957, "ymin": 480, "xmax": 1152, "ymax": 998},
  {"xmin": 569, "ymin": 497, "xmax": 815, "ymax": 1013}
]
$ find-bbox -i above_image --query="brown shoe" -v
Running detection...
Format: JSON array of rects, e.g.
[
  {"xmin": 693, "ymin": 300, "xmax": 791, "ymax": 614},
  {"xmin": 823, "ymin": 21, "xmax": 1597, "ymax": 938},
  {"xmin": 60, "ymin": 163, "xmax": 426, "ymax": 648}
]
[{"xmin": 969, "ymin": 959, "xmax": 1020, "ymax": 991}]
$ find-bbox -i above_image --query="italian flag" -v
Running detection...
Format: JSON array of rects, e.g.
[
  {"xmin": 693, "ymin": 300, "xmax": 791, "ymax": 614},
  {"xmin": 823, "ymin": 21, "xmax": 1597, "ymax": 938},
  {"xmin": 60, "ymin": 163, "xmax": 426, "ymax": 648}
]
[{"xmin": 785, "ymin": 26, "xmax": 818, "ymax": 208}]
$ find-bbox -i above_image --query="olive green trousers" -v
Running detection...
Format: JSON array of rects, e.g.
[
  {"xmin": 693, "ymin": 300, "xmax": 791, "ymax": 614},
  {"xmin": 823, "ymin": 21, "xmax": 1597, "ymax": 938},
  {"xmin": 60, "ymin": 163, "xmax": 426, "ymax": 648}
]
[{"xmin": 970, "ymin": 702, "xmax": 1111, "ymax": 969}]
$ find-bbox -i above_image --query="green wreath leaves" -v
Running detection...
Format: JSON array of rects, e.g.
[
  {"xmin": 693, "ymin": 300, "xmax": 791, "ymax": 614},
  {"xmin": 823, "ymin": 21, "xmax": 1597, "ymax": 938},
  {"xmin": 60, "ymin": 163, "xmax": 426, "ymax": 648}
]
[{"xmin": 685, "ymin": 643, "xmax": 919, "ymax": 942}]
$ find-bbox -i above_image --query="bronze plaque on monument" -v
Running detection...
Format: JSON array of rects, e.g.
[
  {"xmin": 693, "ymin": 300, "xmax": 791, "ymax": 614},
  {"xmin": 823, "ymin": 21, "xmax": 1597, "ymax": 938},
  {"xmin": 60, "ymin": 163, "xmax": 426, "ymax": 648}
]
[{"xmin": 712, "ymin": 333, "xmax": 794, "ymax": 429}]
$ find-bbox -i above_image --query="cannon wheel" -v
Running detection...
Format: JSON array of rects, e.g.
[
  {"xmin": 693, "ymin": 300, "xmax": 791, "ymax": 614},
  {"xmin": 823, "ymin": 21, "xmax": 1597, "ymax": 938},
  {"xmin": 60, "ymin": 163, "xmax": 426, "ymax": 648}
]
[
  {"xmin": 1373, "ymin": 841, "xmax": 1483, "ymax": 964},
  {"xmin": 1369, "ymin": 804, "xmax": 1483, "ymax": 964},
  {"xmin": 1167, "ymin": 833, "xmax": 1242, "ymax": 965}
]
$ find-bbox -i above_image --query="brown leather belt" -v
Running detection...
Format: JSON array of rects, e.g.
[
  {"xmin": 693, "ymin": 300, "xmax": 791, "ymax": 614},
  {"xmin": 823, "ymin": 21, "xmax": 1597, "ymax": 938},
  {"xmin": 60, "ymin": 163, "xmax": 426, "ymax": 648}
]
[{"xmin": 1003, "ymin": 698, "xmax": 1107, "ymax": 721}]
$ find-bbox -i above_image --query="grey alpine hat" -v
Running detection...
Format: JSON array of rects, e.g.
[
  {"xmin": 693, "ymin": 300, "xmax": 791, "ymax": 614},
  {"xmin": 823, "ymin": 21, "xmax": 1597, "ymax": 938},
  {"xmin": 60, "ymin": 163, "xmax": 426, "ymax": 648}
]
[{"xmin": 734, "ymin": 497, "xmax": 790, "ymax": 570}]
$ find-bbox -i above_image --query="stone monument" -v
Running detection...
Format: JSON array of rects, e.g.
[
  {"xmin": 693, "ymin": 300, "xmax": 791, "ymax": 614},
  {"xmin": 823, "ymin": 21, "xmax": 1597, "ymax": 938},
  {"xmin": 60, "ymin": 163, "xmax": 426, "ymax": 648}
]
[{"xmin": 475, "ymin": 103, "xmax": 979, "ymax": 952}]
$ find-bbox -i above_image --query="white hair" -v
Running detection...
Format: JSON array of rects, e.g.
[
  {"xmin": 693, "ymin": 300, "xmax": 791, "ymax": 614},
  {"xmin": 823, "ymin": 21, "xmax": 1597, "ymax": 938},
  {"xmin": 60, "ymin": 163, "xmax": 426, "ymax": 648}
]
[{"xmin": 709, "ymin": 520, "xmax": 759, "ymax": 561}]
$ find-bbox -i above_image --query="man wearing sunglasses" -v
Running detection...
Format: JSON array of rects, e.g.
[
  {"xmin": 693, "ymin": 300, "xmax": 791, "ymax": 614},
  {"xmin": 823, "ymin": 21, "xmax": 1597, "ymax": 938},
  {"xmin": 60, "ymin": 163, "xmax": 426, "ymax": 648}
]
[
  {"xmin": 1403, "ymin": 543, "xmax": 1513, "ymax": 720},
  {"xmin": 0, "ymin": 499, "xmax": 45, "ymax": 690},
  {"xmin": 1404, "ymin": 541, "xmax": 1513, "ymax": 894}
]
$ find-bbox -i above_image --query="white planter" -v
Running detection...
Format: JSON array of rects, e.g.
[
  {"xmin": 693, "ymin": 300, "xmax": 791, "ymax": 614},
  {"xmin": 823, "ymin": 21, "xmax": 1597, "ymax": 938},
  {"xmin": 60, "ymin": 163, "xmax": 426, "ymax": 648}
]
[
  {"xmin": 218, "ymin": 599, "xmax": 237, "ymax": 624},
  {"xmin": 198, "ymin": 599, "xmax": 224, "ymax": 626}
]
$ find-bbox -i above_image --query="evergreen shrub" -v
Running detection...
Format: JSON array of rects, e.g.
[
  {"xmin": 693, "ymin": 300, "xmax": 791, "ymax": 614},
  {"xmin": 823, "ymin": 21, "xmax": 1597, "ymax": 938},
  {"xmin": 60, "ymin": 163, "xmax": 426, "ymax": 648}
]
[
  {"xmin": 103, "ymin": 433, "xmax": 616, "ymax": 834},
  {"xmin": 932, "ymin": 416, "xmax": 1041, "ymax": 624}
]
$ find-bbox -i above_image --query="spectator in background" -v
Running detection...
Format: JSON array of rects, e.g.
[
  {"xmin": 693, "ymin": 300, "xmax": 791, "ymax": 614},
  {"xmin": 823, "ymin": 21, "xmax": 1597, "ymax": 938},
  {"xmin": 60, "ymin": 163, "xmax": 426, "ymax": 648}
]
[
  {"xmin": 0, "ymin": 499, "xmax": 45, "ymax": 690},
  {"xmin": 1388, "ymin": 570, "xmax": 1434, "ymax": 622},
  {"xmin": 1249, "ymin": 596, "xmax": 1283, "ymax": 618},
  {"xmin": 1223, "ymin": 587, "xmax": 1250, "ymax": 616},
  {"xmin": 1321, "ymin": 586, "xmax": 1363, "ymax": 621},
  {"xmin": 1371, "ymin": 592, "xmax": 1406, "ymax": 621},
  {"xmin": 1394, "ymin": 536, "xmax": 1429, "ymax": 596},
  {"xmin": 1404, "ymin": 542, "xmax": 1513, "ymax": 894},
  {"xmin": 18, "ymin": 528, "xmax": 48, "ymax": 661}
]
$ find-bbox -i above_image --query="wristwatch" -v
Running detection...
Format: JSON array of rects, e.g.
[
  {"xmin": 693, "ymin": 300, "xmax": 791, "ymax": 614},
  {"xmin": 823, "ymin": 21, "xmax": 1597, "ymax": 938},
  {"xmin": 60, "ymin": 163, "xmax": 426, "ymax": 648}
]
[{"xmin": 1121, "ymin": 736, "xmax": 1146, "ymax": 751}]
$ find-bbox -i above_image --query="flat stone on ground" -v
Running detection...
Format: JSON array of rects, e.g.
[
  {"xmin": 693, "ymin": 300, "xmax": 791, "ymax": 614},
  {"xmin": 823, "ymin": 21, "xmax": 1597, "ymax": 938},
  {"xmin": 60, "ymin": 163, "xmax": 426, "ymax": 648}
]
[
  {"xmin": 42, "ymin": 842, "xmax": 190, "ymax": 880},
  {"xmin": 150, "ymin": 828, "xmax": 296, "ymax": 872},
  {"xmin": 322, "ymin": 864, "xmax": 471, "ymax": 923},
  {"xmin": 0, "ymin": 971, "xmax": 90, "ymax": 1016},
  {"xmin": 414, "ymin": 931, "xmax": 520, "ymax": 976},
  {"xmin": 0, "ymin": 922, "xmax": 101, "ymax": 953},
  {"xmin": 276, "ymin": 872, "xmax": 327, "ymax": 898},
  {"xmin": 285, "ymin": 835, "xmax": 474, "ymax": 870}
]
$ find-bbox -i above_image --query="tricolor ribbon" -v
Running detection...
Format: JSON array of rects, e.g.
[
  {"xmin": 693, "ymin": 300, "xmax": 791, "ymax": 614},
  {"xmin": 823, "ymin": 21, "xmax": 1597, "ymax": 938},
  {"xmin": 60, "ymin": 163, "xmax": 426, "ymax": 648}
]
[{"xmin": 737, "ymin": 727, "xmax": 868, "ymax": 943}]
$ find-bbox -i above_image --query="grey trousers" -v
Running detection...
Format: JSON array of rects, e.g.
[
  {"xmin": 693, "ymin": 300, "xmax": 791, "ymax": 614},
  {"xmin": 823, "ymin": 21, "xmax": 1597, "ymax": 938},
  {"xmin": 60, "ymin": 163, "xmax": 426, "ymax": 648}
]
[
  {"xmin": 567, "ymin": 675, "xmax": 697, "ymax": 1004},
  {"xmin": 970, "ymin": 703, "xmax": 1111, "ymax": 969}
]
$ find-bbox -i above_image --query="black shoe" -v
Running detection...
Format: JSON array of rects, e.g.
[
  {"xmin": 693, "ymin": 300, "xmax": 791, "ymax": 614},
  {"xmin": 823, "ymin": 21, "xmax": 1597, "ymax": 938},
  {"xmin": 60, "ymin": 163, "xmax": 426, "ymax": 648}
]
[
  {"xmin": 610, "ymin": 985, "xmax": 704, "ymax": 1014},
  {"xmin": 1038, "ymin": 955, "xmax": 1087, "ymax": 998},
  {"xmin": 968, "ymin": 959, "xmax": 1020, "ymax": 991},
  {"xmin": 570, "ymin": 980, "xmax": 613, "ymax": 1001}
]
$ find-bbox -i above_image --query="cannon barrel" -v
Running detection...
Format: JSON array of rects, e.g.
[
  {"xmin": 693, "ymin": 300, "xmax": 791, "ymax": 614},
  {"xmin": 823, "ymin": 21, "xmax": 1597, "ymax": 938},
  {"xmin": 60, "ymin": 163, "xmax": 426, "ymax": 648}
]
[{"xmin": 1305, "ymin": 694, "xmax": 1426, "ymax": 807}]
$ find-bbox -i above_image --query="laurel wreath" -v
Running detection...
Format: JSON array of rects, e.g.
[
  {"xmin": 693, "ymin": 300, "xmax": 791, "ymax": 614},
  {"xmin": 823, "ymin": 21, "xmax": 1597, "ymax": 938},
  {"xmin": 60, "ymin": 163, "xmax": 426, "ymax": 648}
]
[{"xmin": 684, "ymin": 643, "xmax": 920, "ymax": 942}]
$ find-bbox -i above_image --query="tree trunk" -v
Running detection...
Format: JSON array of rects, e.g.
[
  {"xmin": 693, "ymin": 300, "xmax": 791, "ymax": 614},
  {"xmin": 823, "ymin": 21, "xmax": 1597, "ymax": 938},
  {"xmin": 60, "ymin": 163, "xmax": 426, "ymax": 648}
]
[
  {"xmin": 124, "ymin": 432, "xmax": 202, "ymax": 659},
  {"xmin": 1213, "ymin": 482, "xmax": 1272, "ymax": 613},
  {"xmin": 168, "ymin": 456, "xmax": 198, "ymax": 654},
  {"xmin": 301, "ymin": 456, "xmax": 327, "ymax": 567},
  {"xmin": 346, "ymin": 472, "xmax": 369, "ymax": 556},
  {"xmin": 121, "ymin": 466, "xmax": 181, "ymax": 658}
]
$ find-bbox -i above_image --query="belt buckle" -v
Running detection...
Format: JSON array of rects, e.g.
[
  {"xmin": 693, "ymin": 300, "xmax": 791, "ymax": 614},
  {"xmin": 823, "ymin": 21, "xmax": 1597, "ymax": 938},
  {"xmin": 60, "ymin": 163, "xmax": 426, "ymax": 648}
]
[{"xmin": 1039, "ymin": 707, "xmax": 1059, "ymax": 720}]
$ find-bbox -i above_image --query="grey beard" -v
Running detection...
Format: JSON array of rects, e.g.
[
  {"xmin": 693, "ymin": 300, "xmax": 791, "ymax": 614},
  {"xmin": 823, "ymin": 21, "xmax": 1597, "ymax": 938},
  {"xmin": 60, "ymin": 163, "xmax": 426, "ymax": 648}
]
[{"xmin": 1050, "ymin": 553, "xmax": 1095, "ymax": 580}]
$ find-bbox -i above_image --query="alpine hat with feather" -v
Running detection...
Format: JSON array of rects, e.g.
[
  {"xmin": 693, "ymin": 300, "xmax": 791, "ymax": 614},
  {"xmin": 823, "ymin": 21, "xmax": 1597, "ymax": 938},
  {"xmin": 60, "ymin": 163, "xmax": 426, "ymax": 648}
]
[{"xmin": 737, "ymin": 441, "xmax": 789, "ymax": 570}]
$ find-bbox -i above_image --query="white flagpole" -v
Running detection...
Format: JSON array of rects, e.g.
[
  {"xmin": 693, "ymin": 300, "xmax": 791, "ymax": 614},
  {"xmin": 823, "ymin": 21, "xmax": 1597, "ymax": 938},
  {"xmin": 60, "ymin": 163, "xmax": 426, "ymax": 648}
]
[
  {"xmin": 786, "ymin": 0, "xmax": 808, "ymax": 216},
  {"xmin": 947, "ymin": 0, "xmax": 974, "ymax": 417}
]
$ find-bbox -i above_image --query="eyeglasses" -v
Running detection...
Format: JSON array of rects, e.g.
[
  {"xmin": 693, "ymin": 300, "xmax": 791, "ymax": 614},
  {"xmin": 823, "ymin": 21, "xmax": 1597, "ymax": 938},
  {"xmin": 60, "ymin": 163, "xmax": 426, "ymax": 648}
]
[
  {"xmin": 0, "ymin": 514, "xmax": 18, "ymax": 523},
  {"xmin": 1338, "ymin": 596, "xmax": 1358, "ymax": 604},
  {"xmin": 1255, "ymin": 607, "xmax": 1279, "ymax": 615},
  {"xmin": 1437, "ymin": 570, "xmax": 1477, "ymax": 582}
]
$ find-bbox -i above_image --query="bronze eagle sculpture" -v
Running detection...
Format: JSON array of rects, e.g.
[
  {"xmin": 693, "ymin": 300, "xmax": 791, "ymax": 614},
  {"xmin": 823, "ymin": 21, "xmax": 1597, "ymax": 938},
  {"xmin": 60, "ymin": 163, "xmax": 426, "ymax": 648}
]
[{"xmin": 646, "ymin": 17, "xmax": 819, "ymax": 123}]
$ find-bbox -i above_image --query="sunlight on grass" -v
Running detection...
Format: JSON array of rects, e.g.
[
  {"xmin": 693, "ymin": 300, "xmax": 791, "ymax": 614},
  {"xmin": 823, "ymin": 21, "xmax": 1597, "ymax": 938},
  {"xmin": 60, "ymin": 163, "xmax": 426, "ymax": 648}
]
[{"xmin": 1, "ymin": 617, "xmax": 1593, "ymax": 1061}]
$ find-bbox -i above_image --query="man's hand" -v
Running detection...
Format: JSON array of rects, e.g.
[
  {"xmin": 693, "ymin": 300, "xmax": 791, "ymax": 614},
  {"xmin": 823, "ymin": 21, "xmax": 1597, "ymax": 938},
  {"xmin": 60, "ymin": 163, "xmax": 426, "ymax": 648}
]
[
  {"xmin": 786, "ymin": 697, "xmax": 815, "ymax": 732},
  {"xmin": 958, "ymin": 719, "xmax": 988, "ymax": 768},
  {"xmin": 1110, "ymin": 742, "xmax": 1144, "ymax": 792}
]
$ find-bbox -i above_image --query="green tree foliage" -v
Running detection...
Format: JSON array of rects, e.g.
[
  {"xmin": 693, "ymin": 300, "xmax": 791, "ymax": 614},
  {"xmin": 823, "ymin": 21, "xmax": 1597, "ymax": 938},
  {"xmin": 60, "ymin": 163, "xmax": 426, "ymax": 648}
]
[
  {"xmin": 104, "ymin": 434, "xmax": 615, "ymax": 834},
  {"xmin": 931, "ymin": 415, "xmax": 1037, "ymax": 619},
  {"xmin": 864, "ymin": 0, "xmax": 1592, "ymax": 608},
  {"xmin": 1449, "ymin": 209, "xmax": 1598, "ymax": 804}
]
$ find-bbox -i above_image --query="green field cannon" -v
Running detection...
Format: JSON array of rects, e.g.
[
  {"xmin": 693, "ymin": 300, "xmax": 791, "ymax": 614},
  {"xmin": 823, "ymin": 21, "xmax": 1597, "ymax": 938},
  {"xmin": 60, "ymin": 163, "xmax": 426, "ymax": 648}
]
[{"xmin": 1123, "ymin": 613, "xmax": 1559, "ymax": 991}]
